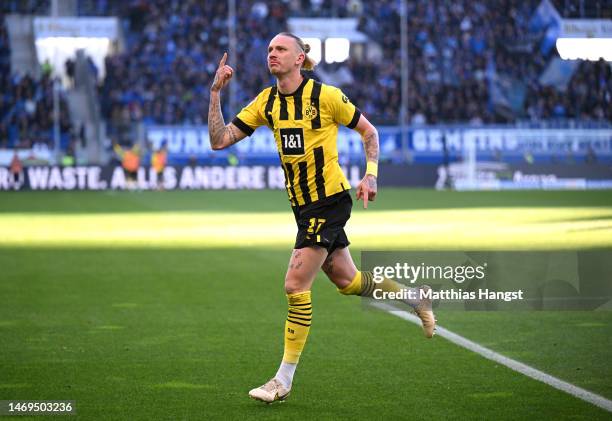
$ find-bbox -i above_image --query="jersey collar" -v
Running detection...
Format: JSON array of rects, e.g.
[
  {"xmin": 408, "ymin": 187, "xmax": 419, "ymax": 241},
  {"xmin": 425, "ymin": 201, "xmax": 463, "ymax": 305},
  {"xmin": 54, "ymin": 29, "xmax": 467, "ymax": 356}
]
[{"xmin": 277, "ymin": 76, "xmax": 310, "ymax": 97}]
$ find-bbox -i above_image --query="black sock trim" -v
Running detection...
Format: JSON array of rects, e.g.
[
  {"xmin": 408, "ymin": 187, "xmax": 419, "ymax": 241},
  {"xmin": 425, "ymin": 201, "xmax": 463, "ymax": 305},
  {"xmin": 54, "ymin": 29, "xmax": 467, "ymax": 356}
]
[
  {"xmin": 287, "ymin": 314, "xmax": 312, "ymax": 322},
  {"xmin": 359, "ymin": 272, "xmax": 376, "ymax": 297},
  {"xmin": 289, "ymin": 306, "xmax": 312, "ymax": 311},
  {"xmin": 287, "ymin": 319, "xmax": 311, "ymax": 327}
]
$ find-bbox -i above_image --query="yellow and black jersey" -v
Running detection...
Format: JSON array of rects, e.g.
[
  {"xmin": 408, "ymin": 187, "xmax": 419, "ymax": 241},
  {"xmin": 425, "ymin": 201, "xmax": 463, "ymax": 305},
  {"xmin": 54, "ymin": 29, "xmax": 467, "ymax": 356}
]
[{"xmin": 232, "ymin": 77, "xmax": 361, "ymax": 207}]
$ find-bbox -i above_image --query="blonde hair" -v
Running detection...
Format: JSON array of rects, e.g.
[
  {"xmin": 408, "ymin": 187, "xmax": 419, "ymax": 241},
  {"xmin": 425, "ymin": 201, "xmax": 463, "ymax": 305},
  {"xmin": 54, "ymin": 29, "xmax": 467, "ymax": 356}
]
[{"xmin": 279, "ymin": 32, "xmax": 317, "ymax": 71}]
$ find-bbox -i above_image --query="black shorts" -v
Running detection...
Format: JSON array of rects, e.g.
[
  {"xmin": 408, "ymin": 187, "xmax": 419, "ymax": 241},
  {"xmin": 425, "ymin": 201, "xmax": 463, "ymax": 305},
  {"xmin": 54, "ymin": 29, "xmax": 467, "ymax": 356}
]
[
  {"xmin": 124, "ymin": 169, "xmax": 137, "ymax": 180},
  {"xmin": 292, "ymin": 190, "xmax": 352, "ymax": 254}
]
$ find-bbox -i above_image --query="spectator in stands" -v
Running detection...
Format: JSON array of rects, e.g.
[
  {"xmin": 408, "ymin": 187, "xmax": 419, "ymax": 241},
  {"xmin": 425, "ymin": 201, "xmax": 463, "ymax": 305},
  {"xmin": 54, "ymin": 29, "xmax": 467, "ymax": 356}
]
[
  {"xmin": 41, "ymin": 59, "xmax": 52, "ymax": 78},
  {"xmin": 585, "ymin": 145, "xmax": 598, "ymax": 164},
  {"xmin": 65, "ymin": 58, "xmax": 75, "ymax": 87}
]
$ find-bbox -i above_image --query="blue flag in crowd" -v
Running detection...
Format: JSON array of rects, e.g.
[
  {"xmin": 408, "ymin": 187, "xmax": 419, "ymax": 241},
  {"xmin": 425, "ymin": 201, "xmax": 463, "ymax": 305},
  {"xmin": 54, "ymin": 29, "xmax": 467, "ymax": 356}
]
[{"xmin": 529, "ymin": 0, "xmax": 562, "ymax": 55}]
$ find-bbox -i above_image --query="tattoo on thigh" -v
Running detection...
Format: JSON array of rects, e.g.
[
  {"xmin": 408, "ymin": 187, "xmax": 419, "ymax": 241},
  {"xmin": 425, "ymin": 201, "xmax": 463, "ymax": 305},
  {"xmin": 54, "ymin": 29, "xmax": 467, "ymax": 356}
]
[
  {"xmin": 289, "ymin": 250, "xmax": 303, "ymax": 270},
  {"xmin": 289, "ymin": 260, "xmax": 303, "ymax": 270},
  {"xmin": 322, "ymin": 254, "xmax": 334, "ymax": 274}
]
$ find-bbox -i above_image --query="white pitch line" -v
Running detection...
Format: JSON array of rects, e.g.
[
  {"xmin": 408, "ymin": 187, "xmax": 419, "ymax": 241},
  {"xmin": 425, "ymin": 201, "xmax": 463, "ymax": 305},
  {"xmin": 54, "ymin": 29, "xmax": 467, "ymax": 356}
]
[{"xmin": 371, "ymin": 302, "xmax": 612, "ymax": 413}]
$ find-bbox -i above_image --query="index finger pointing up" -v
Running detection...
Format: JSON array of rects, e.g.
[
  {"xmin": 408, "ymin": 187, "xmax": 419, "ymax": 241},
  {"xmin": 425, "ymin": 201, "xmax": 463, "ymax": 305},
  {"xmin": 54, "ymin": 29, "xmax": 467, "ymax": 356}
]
[{"xmin": 219, "ymin": 52, "xmax": 227, "ymax": 67}]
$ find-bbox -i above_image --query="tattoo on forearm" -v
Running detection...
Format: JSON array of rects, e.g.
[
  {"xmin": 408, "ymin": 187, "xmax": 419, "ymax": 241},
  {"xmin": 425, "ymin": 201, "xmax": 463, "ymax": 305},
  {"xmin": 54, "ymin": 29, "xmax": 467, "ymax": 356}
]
[
  {"xmin": 211, "ymin": 73, "xmax": 220, "ymax": 91},
  {"xmin": 208, "ymin": 93, "xmax": 240, "ymax": 149},
  {"xmin": 228, "ymin": 125, "xmax": 238, "ymax": 145},
  {"xmin": 208, "ymin": 92, "xmax": 226, "ymax": 149},
  {"xmin": 363, "ymin": 132, "xmax": 379, "ymax": 164}
]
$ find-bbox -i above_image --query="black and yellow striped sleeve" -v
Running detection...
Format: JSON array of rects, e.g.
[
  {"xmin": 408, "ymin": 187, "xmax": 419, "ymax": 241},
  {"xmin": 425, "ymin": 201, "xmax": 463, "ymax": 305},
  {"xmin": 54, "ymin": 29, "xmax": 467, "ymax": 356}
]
[
  {"xmin": 231, "ymin": 89, "xmax": 269, "ymax": 136},
  {"xmin": 326, "ymin": 86, "xmax": 361, "ymax": 129}
]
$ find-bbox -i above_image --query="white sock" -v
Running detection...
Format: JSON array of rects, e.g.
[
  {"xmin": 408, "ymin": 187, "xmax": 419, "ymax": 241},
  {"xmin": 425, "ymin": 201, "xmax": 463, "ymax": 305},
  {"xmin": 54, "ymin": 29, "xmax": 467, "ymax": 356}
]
[{"xmin": 275, "ymin": 361, "xmax": 297, "ymax": 389}]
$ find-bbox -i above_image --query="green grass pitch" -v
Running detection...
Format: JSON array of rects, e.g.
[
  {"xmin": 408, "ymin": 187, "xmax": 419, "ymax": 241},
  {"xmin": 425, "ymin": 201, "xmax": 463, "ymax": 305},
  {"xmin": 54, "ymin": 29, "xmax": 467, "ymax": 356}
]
[{"xmin": 1, "ymin": 189, "xmax": 611, "ymax": 420}]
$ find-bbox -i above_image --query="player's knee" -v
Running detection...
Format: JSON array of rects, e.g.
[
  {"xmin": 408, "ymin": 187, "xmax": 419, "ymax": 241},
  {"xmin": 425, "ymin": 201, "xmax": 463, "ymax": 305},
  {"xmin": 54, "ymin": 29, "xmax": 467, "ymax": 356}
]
[
  {"xmin": 322, "ymin": 261, "xmax": 357, "ymax": 294},
  {"xmin": 322, "ymin": 259, "xmax": 353, "ymax": 292},
  {"xmin": 336, "ymin": 271, "xmax": 362, "ymax": 296},
  {"xmin": 284, "ymin": 276, "xmax": 307, "ymax": 295},
  {"xmin": 326, "ymin": 272, "xmax": 352, "ymax": 293}
]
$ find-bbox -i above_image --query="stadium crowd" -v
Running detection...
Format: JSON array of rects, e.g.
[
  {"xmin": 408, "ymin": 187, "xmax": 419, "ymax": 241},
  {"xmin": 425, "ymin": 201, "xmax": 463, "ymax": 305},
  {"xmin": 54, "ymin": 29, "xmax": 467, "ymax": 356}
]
[
  {"xmin": 0, "ymin": 0, "xmax": 610, "ymax": 152},
  {"xmin": 0, "ymin": 5, "xmax": 73, "ymax": 150},
  {"xmin": 99, "ymin": 0, "xmax": 610, "ymax": 127}
]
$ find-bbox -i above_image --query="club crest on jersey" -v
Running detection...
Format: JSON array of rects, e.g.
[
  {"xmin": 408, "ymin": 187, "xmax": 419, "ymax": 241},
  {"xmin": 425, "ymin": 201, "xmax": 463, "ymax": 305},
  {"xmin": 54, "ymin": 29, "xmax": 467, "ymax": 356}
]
[{"xmin": 304, "ymin": 103, "xmax": 318, "ymax": 120}]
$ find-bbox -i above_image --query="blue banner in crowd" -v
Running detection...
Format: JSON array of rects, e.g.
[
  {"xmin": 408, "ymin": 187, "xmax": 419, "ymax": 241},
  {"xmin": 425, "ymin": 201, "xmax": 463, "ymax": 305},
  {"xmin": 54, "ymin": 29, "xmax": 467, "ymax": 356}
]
[{"xmin": 146, "ymin": 125, "xmax": 612, "ymax": 165}]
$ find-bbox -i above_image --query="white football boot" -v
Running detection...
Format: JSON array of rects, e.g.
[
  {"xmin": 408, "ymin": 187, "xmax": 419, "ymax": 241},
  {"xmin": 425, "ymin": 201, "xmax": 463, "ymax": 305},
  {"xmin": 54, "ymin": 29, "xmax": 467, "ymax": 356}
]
[
  {"xmin": 414, "ymin": 285, "xmax": 436, "ymax": 338},
  {"xmin": 248, "ymin": 378, "xmax": 290, "ymax": 403}
]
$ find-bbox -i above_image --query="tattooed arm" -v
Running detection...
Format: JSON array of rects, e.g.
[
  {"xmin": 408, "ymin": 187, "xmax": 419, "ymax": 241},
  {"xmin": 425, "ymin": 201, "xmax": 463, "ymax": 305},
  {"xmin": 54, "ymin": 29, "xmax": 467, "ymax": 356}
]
[
  {"xmin": 208, "ymin": 52, "xmax": 247, "ymax": 150},
  {"xmin": 208, "ymin": 91, "xmax": 246, "ymax": 150},
  {"xmin": 362, "ymin": 130, "xmax": 379, "ymax": 167},
  {"xmin": 353, "ymin": 115, "xmax": 379, "ymax": 208}
]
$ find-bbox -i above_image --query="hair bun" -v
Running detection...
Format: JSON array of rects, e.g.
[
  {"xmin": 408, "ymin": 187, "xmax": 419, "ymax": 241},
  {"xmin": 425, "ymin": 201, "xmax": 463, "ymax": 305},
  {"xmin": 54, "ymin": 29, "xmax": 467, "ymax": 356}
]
[{"xmin": 304, "ymin": 44, "xmax": 311, "ymax": 54}]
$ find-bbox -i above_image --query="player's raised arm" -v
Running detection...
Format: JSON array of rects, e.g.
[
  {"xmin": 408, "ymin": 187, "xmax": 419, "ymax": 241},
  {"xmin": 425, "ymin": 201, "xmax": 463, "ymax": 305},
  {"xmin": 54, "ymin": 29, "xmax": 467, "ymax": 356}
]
[
  {"xmin": 353, "ymin": 114, "xmax": 379, "ymax": 208},
  {"xmin": 208, "ymin": 52, "xmax": 247, "ymax": 150}
]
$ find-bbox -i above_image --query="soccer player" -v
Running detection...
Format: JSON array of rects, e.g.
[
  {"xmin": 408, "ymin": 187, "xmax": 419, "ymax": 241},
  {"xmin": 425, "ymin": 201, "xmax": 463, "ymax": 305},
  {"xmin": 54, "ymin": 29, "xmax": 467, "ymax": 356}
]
[
  {"xmin": 113, "ymin": 142, "xmax": 140, "ymax": 191},
  {"xmin": 151, "ymin": 142, "xmax": 168, "ymax": 191},
  {"xmin": 208, "ymin": 32, "xmax": 435, "ymax": 403}
]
